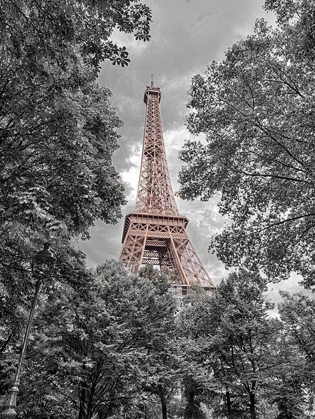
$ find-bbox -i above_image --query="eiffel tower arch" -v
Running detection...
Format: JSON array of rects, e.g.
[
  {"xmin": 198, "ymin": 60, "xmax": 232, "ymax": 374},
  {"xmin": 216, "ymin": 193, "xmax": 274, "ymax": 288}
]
[{"xmin": 119, "ymin": 81, "xmax": 215, "ymax": 295}]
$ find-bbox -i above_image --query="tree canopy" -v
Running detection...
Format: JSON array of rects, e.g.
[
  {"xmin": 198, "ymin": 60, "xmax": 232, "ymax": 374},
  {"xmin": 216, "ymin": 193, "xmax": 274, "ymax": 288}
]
[
  {"xmin": 13, "ymin": 261, "xmax": 178, "ymax": 419},
  {"xmin": 0, "ymin": 1, "xmax": 152, "ymax": 414},
  {"xmin": 1, "ymin": 0, "xmax": 152, "ymax": 242},
  {"xmin": 179, "ymin": 270, "xmax": 282, "ymax": 419},
  {"xmin": 4, "ymin": 1, "xmax": 315, "ymax": 418},
  {"xmin": 0, "ymin": 0, "xmax": 152, "ymax": 353},
  {"xmin": 179, "ymin": 0, "xmax": 315, "ymax": 288}
]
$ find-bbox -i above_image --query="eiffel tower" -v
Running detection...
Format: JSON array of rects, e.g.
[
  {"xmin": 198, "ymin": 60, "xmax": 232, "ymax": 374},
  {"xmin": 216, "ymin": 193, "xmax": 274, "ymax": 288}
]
[{"xmin": 119, "ymin": 81, "xmax": 215, "ymax": 295}]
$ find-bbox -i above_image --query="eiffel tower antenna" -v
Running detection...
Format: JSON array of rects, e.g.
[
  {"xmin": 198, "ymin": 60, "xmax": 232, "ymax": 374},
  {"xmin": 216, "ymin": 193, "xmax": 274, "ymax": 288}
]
[{"xmin": 119, "ymin": 83, "xmax": 215, "ymax": 295}]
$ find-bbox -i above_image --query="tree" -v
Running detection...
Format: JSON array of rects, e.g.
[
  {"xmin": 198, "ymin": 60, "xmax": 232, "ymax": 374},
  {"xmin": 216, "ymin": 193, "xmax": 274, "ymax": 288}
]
[
  {"xmin": 0, "ymin": 239, "xmax": 92, "ymax": 409},
  {"xmin": 179, "ymin": 0, "xmax": 315, "ymax": 288},
  {"xmin": 137, "ymin": 265, "xmax": 182, "ymax": 419},
  {"xmin": 276, "ymin": 291, "xmax": 315, "ymax": 417},
  {"xmin": 0, "ymin": 0, "xmax": 152, "ymax": 281},
  {"xmin": 0, "ymin": 0, "xmax": 152, "ymax": 402},
  {"xmin": 176, "ymin": 288, "xmax": 214, "ymax": 419},
  {"xmin": 182, "ymin": 377, "xmax": 207, "ymax": 419},
  {"xmin": 265, "ymin": 327, "xmax": 309, "ymax": 419},
  {"xmin": 0, "ymin": 0, "xmax": 152, "ymax": 243},
  {"xmin": 1, "ymin": 0, "xmax": 152, "ymax": 236},
  {"xmin": 16, "ymin": 261, "xmax": 178, "ymax": 419},
  {"xmin": 180, "ymin": 270, "xmax": 282, "ymax": 419}
]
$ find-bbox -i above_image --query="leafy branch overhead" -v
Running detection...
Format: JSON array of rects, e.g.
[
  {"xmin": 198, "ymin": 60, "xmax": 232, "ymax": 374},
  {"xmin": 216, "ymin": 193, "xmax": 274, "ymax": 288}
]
[
  {"xmin": 0, "ymin": 0, "xmax": 152, "ymax": 376},
  {"xmin": 1, "ymin": 0, "xmax": 152, "ymax": 69},
  {"xmin": 0, "ymin": 0, "xmax": 152, "ymax": 251},
  {"xmin": 179, "ymin": 0, "xmax": 315, "ymax": 288}
]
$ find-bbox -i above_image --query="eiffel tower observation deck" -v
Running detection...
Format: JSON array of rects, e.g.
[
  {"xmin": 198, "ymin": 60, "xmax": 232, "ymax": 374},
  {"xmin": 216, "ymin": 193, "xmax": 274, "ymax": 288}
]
[{"xmin": 119, "ymin": 81, "xmax": 215, "ymax": 295}]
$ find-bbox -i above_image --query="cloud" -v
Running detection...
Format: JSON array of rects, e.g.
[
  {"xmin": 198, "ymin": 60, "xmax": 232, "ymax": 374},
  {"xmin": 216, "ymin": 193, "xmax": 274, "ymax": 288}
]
[
  {"xmin": 120, "ymin": 143, "xmax": 142, "ymax": 201},
  {"xmin": 81, "ymin": 0, "xmax": 284, "ymax": 294}
]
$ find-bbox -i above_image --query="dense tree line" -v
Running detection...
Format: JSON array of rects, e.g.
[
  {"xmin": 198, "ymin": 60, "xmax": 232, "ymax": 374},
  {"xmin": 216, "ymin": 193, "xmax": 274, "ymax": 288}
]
[
  {"xmin": 0, "ymin": 0, "xmax": 152, "ymax": 322},
  {"xmin": 2, "ymin": 0, "xmax": 315, "ymax": 418},
  {"xmin": 0, "ymin": 0, "xmax": 150, "ymax": 379},
  {"xmin": 3, "ymin": 262, "xmax": 315, "ymax": 418},
  {"xmin": 176, "ymin": 0, "xmax": 315, "ymax": 416},
  {"xmin": 0, "ymin": 0, "xmax": 152, "ymax": 416}
]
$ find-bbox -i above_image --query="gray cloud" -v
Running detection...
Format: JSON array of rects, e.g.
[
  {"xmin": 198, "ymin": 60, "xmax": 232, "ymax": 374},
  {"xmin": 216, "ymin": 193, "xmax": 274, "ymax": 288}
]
[{"xmin": 81, "ymin": 0, "xmax": 279, "ymax": 290}]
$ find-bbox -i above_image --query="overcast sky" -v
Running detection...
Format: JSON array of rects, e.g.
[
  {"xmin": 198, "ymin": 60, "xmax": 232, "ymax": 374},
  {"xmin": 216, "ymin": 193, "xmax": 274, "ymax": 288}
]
[{"xmin": 80, "ymin": 0, "xmax": 306, "ymax": 303}]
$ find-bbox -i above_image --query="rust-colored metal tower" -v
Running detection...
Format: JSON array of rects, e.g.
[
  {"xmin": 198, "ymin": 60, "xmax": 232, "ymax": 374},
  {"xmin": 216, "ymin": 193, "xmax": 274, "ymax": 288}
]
[{"xmin": 119, "ymin": 82, "xmax": 215, "ymax": 294}]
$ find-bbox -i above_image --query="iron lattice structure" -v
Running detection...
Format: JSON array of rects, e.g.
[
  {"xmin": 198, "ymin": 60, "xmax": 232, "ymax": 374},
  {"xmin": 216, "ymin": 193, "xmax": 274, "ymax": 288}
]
[{"xmin": 119, "ymin": 83, "xmax": 215, "ymax": 294}]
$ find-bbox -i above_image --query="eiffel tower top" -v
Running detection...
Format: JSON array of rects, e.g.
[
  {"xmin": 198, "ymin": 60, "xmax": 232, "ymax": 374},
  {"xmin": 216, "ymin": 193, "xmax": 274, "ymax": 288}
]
[
  {"xmin": 143, "ymin": 83, "xmax": 161, "ymax": 103},
  {"xmin": 135, "ymin": 82, "xmax": 179, "ymax": 215}
]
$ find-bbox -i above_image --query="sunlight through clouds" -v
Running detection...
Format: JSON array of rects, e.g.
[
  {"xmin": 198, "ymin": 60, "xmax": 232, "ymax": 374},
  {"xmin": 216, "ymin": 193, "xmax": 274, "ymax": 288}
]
[{"xmin": 120, "ymin": 144, "xmax": 142, "ymax": 202}]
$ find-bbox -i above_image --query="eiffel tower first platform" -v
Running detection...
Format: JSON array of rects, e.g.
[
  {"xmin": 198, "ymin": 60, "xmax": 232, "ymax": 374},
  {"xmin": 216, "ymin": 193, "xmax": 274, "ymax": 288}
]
[{"xmin": 119, "ymin": 81, "xmax": 215, "ymax": 295}]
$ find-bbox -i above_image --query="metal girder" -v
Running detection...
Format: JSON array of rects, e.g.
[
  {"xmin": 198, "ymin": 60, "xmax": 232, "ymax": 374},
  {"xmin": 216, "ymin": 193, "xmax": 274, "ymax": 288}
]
[{"xmin": 119, "ymin": 83, "xmax": 215, "ymax": 292}]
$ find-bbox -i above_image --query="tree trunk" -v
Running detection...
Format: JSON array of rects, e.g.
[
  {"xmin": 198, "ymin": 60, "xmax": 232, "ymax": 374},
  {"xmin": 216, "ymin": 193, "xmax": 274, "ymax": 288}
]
[
  {"xmin": 226, "ymin": 389, "xmax": 232, "ymax": 418},
  {"xmin": 78, "ymin": 357, "xmax": 88, "ymax": 419},
  {"xmin": 78, "ymin": 384, "xmax": 86, "ymax": 419},
  {"xmin": 86, "ymin": 380, "xmax": 97, "ymax": 419},
  {"xmin": 184, "ymin": 388, "xmax": 206, "ymax": 419},
  {"xmin": 184, "ymin": 389, "xmax": 195, "ymax": 419},
  {"xmin": 249, "ymin": 386, "xmax": 256, "ymax": 419},
  {"xmin": 161, "ymin": 396, "xmax": 168, "ymax": 419}
]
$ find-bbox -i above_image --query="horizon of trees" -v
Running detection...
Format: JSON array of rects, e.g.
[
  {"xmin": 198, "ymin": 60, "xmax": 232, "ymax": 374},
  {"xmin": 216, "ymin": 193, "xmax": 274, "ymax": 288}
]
[{"xmin": 3, "ymin": 261, "xmax": 315, "ymax": 418}]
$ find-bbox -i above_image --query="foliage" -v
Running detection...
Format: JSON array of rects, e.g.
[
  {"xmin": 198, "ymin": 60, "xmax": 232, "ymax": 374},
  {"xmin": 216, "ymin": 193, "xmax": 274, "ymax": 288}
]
[
  {"xmin": 137, "ymin": 264, "xmax": 182, "ymax": 419},
  {"xmin": 138, "ymin": 264, "xmax": 173, "ymax": 294},
  {"xmin": 179, "ymin": 270, "xmax": 283, "ymax": 419},
  {"xmin": 266, "ymin": 330, "xmax": 309, "ymax": 418},
  {"xmin": 16, "ymin": 261, "xmax": 178, "ymax": 419},
  {"xmin": 279, "ymin": 292, "xmax": 315, "ymax": 367},
  {"xmin": 1, "ymin": 0, "xmax": 152, "ymax": 240},
  {"xmin": 179, "ymin": 0, "xmax": 315, "ymax": 287},
  {"xmin": 0, "ymin": 0, "xmax": 152, "ymax": 401},
  {"xmin": 182, "ymin": 377, "xmax": 207, "ymax": 419},
  {"xmin": 0, "ymin": 0, "xmax": 152, "ymax": 278},
  {"xmin": 264, "ymin": 0, "xmax": 315, "ymax": 60},
  {"xmin": 3, "ymin": 260, "xmax": 315, "ymax": 419},
  {"xmin": 176, "ymin": 289, "xmax": 215, "ymax": 418},
  {"xmin": 0, "ymin": 0, "xmax": 152, "ymax": 70},
  {"xmin": 0, "ymin": 240, "xmax": 91, "ymax": 404},
  {"xmin": 276, "ymin": 291, "xmax": 315, "ymax": 416}
]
